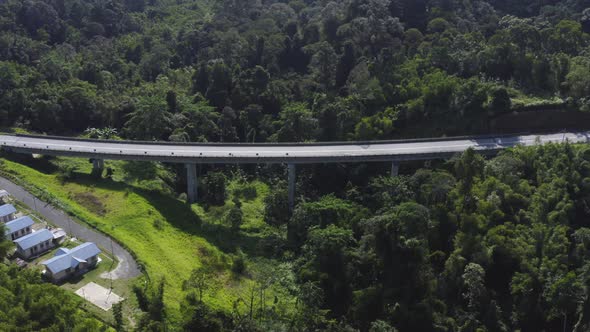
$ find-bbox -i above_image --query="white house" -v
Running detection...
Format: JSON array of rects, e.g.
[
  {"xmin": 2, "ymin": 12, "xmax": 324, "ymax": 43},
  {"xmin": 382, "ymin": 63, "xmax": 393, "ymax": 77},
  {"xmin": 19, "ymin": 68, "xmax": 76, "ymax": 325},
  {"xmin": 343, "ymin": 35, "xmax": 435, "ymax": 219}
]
[
  {"xmin": 0, "ymin": 204, "xmax": 17, "ymax": 223},
  {"xmin": 4, "ymin": 216, "xmax": 33, "ymax": 241},
  {"xmin": 42, "ymin": 243, "xmax": 101, "ymax": 283},
  {"xmin": 14, "ymin": 229, "xmax": 54, "ymax": 260}
]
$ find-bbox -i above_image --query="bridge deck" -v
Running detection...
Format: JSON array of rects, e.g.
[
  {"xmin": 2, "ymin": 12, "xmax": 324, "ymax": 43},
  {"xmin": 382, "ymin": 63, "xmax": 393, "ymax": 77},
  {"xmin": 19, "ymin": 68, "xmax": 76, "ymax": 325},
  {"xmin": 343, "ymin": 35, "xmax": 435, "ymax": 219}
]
[{"xmin": 1, "ymin": 132, "xmax": 589, "ymax": 164}]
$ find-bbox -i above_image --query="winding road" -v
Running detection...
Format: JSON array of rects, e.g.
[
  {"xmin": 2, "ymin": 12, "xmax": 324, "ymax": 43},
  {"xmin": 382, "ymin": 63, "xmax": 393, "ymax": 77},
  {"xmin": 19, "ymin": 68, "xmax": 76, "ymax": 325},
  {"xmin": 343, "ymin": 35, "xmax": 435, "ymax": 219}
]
[{"xmin": 0, "ymin": 177, "xmax": 141, "ymax": 279}]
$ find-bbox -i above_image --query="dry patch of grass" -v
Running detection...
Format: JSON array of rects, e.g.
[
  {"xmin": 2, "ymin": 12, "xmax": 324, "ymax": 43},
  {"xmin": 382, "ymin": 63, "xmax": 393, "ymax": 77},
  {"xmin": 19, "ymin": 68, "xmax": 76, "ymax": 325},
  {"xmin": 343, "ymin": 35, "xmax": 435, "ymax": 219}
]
[{"xmin": 72, "ymin": 192, "xmax": 107, "ymax": 216}]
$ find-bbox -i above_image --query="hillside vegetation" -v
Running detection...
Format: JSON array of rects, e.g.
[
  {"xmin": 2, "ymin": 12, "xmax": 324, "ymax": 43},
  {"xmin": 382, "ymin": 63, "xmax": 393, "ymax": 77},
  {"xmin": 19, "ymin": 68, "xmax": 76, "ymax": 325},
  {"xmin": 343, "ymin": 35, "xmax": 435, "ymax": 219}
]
[
  {"xmin": 0, "ymin": 156, "xmax": 295, "ymax": 328},
  {"xmin": 2, "ymin": 0, "xmax": 590, "ymax": 331},
  {"xmin": 3, "ymin": 142, "xmax": 590, "ymax": 331},
  {"xmin": 0, "ymin": 0, "xmax": 589, "ymax": 141}
]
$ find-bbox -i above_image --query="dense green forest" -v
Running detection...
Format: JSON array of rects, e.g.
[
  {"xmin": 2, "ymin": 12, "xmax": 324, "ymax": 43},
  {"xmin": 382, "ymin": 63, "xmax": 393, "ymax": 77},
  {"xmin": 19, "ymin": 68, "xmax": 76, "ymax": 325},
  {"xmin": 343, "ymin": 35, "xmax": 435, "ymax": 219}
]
[
  {"xmin": 179, "ymin": 143, "xmax": 590, "ymax": 331},
  {"xmin": 0, "ymin": 0, "xmax": 589, "ymax": 141},
  {"xmin": 2, "ymin": 0, "xmax": 590, "ymax": 331},
  {"xmin": 4, "ymin": 143, "xmax": 590, "ymax": 331}
]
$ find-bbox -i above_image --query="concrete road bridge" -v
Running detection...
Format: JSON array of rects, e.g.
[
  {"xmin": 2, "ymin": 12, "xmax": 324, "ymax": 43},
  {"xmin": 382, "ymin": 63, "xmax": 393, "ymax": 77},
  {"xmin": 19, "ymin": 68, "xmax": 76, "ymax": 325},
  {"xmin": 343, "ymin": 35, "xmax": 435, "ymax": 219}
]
[{"xmin": 2, "ymin": 131, "xmax": 589, "ymax": 209}]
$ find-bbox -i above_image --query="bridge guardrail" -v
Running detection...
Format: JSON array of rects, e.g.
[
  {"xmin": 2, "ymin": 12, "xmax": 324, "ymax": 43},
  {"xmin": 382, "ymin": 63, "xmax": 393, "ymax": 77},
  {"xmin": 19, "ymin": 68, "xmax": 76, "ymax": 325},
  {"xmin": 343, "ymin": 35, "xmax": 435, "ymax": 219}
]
[{"xmin": 9, "ymin": 131, "xmax": 547, "ymax": 147}]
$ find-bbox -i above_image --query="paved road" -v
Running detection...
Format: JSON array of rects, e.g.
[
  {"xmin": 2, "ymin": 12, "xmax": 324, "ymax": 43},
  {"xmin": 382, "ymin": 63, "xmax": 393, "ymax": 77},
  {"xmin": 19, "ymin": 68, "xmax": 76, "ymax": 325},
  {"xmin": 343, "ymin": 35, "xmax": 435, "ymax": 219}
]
[
  {"xmin": 0, "ymin": 177, "xmax": 141, "ymax": 279},
  {"xmin": 2, "ymin": 132, "xmax": 589, "ymax": 164}
]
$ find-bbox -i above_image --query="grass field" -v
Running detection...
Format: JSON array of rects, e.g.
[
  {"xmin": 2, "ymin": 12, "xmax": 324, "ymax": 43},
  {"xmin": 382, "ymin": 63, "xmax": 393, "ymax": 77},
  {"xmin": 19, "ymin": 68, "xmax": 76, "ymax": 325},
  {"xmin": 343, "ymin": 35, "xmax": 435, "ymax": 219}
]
[{"xmin": 0, "ymin": 154, "xmax": 294, "ymax": 323}]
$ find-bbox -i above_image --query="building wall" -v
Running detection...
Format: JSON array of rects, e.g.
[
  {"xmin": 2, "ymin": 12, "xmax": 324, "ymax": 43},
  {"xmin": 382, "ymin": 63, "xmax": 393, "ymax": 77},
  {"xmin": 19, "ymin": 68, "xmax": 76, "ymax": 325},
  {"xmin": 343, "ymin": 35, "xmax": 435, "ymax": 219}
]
[
  {"xmin": 18, "ymin": 240, "xmax": 54, "ymax": 260},
  {"xmin": 0, "ymin": 214, "xmax": 15, "ymax": 223},
  {"xmin": 48, "ymin": 270, "xmax": 69, "ymax": 283},
  {"xmin": 6, "ymin": 227, "xmax": 32, "ymax": 241},
  {"xmin": 45, "ymin": 254, "xmax": 100, "ymax": 283}
]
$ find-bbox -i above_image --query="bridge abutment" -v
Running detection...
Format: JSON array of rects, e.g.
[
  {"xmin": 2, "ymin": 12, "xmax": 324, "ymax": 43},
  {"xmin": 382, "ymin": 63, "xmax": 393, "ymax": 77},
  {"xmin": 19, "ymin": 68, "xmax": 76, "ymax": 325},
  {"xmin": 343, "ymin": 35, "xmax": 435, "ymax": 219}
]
[{"xmin": 186, "ymin": 163, "xmax": 198, "ymax": 204}]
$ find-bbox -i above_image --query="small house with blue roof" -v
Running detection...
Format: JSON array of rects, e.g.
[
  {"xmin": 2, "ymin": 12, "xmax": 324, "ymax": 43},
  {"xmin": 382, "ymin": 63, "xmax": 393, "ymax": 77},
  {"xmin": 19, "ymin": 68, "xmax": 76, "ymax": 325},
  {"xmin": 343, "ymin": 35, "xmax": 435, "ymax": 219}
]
[
  {"xmin": 4, "ymin": 216, "xmax": 33, "ymax": 241},
  {"xmin": 41, "ymin": 242, "xmax": 101, "ymax": 282},
  {"xmin": 14, "ymin": 229, "xmax": 54, "ymax": 259},
  {"xmin": 0, "ymin": 203, "xmax": 17, "ymax": 223}
]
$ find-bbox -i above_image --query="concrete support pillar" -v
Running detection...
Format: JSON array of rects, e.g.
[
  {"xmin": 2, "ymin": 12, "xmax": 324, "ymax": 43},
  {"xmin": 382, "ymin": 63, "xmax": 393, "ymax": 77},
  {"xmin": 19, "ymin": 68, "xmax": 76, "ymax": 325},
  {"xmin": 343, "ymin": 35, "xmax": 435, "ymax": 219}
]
[
  {"xmin": 288, "ymin": 163, "xmax": 296, "ymax": 212},
  {"xmin": 186, "ymin": 163, "xmax": 198, "ymax": 204},
  {"xmin": 390, "ymin": 161, "xmax": 399, "ymax": 177},
  {"xmin": 91, "ymin": 159, "xmax": 104, "ymax": 177}
]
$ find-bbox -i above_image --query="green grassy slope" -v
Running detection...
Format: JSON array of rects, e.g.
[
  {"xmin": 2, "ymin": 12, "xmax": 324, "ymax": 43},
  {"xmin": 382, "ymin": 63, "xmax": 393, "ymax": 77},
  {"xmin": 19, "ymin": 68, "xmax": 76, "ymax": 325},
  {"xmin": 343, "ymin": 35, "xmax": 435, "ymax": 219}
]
[{"xmin": 0, "ymin": 156, "xmax": 293, "ymax": 323}]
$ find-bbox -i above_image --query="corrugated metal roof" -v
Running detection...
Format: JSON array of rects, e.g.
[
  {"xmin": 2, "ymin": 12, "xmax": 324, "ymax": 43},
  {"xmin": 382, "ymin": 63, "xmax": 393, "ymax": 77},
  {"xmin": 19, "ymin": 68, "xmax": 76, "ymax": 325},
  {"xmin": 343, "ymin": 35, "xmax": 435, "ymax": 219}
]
[
  {"xmin": 42, "ymin": 242, "xmax": 101, "ymax": 274},
  {"xmin": 0, "ymin": 204, "xmax": 16, "ymax": 217},
  {"xmin": 54, "ymin": 248, "xmax": 70, "ymax": 256},
  {"xmin": 14, "ymin": 229, "xmax": 53, "ymax": 250},
  {"xmin": 5, "ymin": 216, "xmax": 34, "ymax": 235}
]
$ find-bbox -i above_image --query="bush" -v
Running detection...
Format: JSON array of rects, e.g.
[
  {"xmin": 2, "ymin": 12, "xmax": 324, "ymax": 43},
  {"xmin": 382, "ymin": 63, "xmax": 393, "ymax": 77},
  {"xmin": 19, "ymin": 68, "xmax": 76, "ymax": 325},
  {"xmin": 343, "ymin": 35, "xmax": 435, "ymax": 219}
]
[
  {"xmin": 234, "ymin": 184, "xmax": 258, "ymax": 201},
  {"xmin": 57, "ymin": 164, "xmax": 78, "ymax": 183},
  {"xmin": 231, "ymin": 250, "xmax": 246, "ymax": 275},
  {"xmin": 226, "ymin": 206, "xmax": 243, "ymax": 232},
  {"xmin": 202, "ymin": 172, "xmax": 227, "ymax": 206},
  {"xmin": 489, "ymin": 87, "xmax": 512, "ymax": 114},
  {"xmin": 256, "ymin": 232, "xmax": 286, "ymax": 258},
  {"xmin": 263, "ymin": 187, "xmax": 290, "ymax": 226},
  {"xmin": 153, "ymin": 219, "xmax": 164, "ymax": 230}
]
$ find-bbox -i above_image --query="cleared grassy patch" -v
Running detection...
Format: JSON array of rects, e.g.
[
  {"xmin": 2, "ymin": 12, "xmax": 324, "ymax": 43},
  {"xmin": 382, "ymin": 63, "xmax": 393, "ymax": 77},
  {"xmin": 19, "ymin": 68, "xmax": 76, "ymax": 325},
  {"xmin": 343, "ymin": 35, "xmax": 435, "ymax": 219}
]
[{"xmin": 0, "ymin": 155, "xmax": 293, "ymax": 323}]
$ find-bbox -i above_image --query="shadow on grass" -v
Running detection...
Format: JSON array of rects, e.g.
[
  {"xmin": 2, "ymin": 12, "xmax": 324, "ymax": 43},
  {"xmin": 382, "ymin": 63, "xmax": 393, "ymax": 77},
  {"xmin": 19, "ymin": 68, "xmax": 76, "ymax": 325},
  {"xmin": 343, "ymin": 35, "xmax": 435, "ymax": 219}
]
[
  {"xmin": 59, "ymin": 264, "xmax": 104, "ymax": 287},
  {"xmin": 64, "ymin": 271, "xmax": 89, "ymax": 285},
  {"xmin": 1, "ymin": 152, "xmax": 59, "ymax": 175},
  {"xmin": 0, "ymin": 151, "xmax": 283, "ymax": 258},
  {"xmin": 68, "ymin": 173, "xmax": 274, "ymax": 258}
]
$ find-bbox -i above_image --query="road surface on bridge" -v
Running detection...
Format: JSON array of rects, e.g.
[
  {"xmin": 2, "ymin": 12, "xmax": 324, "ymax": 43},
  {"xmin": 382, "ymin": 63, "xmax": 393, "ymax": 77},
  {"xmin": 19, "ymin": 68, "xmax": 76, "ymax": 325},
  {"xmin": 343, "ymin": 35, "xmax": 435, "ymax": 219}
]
[{"xmin": 2, "ymin": 131, "xmax": 589, "ymax": 164}]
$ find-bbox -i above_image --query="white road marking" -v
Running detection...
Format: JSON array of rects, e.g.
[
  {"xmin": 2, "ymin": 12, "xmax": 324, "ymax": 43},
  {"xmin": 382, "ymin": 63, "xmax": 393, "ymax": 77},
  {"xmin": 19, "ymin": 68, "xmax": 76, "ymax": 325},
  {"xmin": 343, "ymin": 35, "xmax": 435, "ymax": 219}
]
[{"xmin": 1, "ymin": 132, "xmax": 589, "ymax": 159}]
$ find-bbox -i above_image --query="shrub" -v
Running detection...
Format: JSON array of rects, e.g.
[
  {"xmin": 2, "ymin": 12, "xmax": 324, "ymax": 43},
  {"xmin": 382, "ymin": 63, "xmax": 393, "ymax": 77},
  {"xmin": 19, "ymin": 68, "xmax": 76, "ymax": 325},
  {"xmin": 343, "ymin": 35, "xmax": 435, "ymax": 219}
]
[
  {"xmin": 153, "ymin": 219, "xmax": 164, "ymax": 230},
  {"xmin": 202, "ymin": 172, "xmax": 227, "ymax": 206},
  {"xmin": 234, "ymin": 184, "xmax": 258, "ymax": 201},
  {"xmin": 263, "ymin": 187, "xmax": 290, "ymax": 226},
  {"xmin": 57, "ymin": 164, "xmax": 78, "ymax": 183},
  {"xmin": 226, "ymin": 206, "xmax": 243, "ymax": 232},
  {"xmin": 489, "ymin": 87, "xmax": 512, "ymax": 114},
  {"xmin": 231, "ymin": 250, "xmax": 246, "ymax": 275}
]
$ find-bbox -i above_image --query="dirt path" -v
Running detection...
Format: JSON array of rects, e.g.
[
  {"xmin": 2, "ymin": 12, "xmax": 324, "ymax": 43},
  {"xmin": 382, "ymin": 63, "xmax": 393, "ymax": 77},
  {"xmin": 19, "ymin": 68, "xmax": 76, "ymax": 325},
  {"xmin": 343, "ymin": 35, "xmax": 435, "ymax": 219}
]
[{"xmin": 0, "ymin": 176, "xmax": 141, "ymax": 279}]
